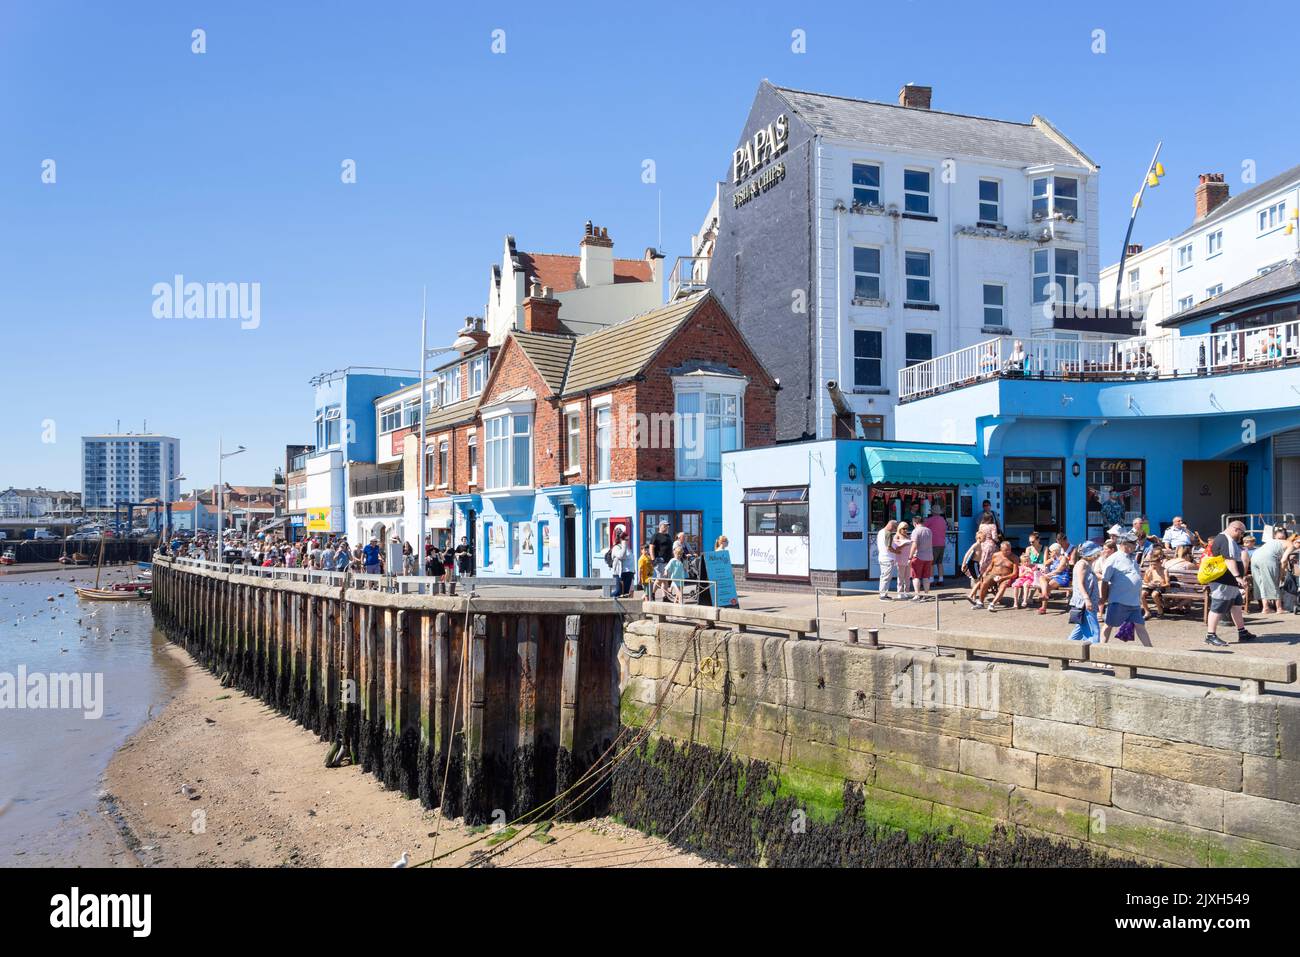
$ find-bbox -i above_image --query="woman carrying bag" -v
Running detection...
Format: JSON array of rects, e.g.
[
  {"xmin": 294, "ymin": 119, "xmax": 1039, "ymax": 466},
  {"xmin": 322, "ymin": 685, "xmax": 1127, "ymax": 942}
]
[{"xmin": 1068, "ymin": 542, "xmax": 1103, "ymax": 642}]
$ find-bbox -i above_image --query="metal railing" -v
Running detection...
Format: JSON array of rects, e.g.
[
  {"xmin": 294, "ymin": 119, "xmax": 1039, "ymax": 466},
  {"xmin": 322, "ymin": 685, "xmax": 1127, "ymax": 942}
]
[
  {"xmin": 349, "ymin": 470, "xmax": 404, "ymax": 496},
  {"xmin": 668, "ymin": 256, "xmax": 710, "ymax": 300},
  {"xmin": 899, "ymin": 319, "xmax": 1300, "ymax": 401}
]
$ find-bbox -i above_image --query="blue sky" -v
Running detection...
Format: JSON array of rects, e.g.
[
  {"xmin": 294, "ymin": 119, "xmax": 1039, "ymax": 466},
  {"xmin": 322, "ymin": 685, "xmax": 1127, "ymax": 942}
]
[{"xmin": 2, "ymin": 0, "xmax": 1297, "ymax": 492}]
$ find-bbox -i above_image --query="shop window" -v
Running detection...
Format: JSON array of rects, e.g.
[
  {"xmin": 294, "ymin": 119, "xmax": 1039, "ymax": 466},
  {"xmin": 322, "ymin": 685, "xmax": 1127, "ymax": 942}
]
[
  {"xmin": 742, "ymin": 487, "xmax": 810, "ymax": 580},
  {"xmin": 1086, "ymin": 458, "xmax": 1145, "ymax": 539},
  {"xmin": 640, "ymin": 510, "xmax": 703, "ymax": 555},
  {"xmin": 1004, "ymin": 457, "xmax": 1064, "ymax": 533}
]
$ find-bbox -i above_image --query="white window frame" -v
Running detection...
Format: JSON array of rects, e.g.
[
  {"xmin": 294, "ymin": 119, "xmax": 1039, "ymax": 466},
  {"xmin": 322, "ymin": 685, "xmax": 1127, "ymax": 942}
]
[
  {"xmin": 978, "ymin": 178, "xmax": 1001, "ymax": 224},
  {"xmin": 379, "ymin": 404, "xmax": 402, "ymax": 434},
  {"xmin": 851, "ymin": 161, "xmax": 881, "ymax": 207},
  {"xmin": 853, "ymin": 329, "xmax": 884, "ymax": 389},
  {"xmin": 852, "ymin": 245, "xmax": 882, "ymax": 302},
  {"xmin": 1177, "ymin": 295, "xmax": 1194, "ymax": 312},
  {"xmin": 451, "ymin": 366, "xmax": 461, "ymax": 403},
  {"xmin": 1127, "ymin": 268, "xmax": 1140, "ymax": 295},
  {"xmin": 672, "ymin": 373, "xmax": 747, "ymax": 481},
  {"xmin": 904, "ymin": 250, "xmax": 932, "ymax": 304},
  {"xmin": 1206, "ymin": 229, "xmax": 1223, "ymax": 258},
  {"xmin": 1206, "ymin": 283, "xmax": 1223, "ymax": 299},
  {"xmin": 1258, "ymin": 200, "xmax": 1286, "ymax": 234},
  {"xmin": 982, "ymin": 282, "xmax": 1006, "ymax": 328},
  {"xmin": 1177, "ymin": 243, "xmax": 1193, "ymax": 270},
  {"xmin": 564, "ymin": 406, "xmax": 581, "ymax": 475},
  {"xmin": 437, "ymin": 439, "xmax": 449, "ymax": 489},
  {"xmin": 595, "ymin": 405, "xmax": 612, "ymax": 484},
  {"xmin": 1031, "ymin": 176, "xmax": 1050, "ymax": 218},
  {"xmin": 1052, "ymin": 176, "xmax": 1079, "ymax": 219},
  {"xmin": 469, "ymin": 355, "xmax": 487, "ymax": 397},
  {"xmin": 904, "ymin": 331, "xmax": 933, "ymax": 368},
  {"xmin": 481, "ymin": 403, "xmax": 534, "ymax": 492},
  {"xmin": 903, "ymin": 167, "xmax": 932, "ymax": 215},
  {"xmin": 467, "ymin": 430, "xmax": 478, "ymax": 486}
]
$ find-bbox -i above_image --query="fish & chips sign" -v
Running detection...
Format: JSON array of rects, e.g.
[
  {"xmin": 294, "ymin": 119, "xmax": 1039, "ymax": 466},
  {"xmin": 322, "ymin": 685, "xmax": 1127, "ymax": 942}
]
[{"xmin": 732, "ymin": 114, "xmax": 789, "ymax": 208}]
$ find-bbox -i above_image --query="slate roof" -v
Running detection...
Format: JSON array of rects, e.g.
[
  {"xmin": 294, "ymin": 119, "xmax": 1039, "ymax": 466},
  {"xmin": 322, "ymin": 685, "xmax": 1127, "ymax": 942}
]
[
  {"xmin": 770, "ymin": 84, "xmax": 1096, "ymax": 169},
  {"xmin": 1173, "ymin": 163, "xmax": 1300, "ymax": 239},
  {"xmin": 561, "ymin": 293, "xmax": 707, "ymax": 396},
  {"xmin": 1160, "ymin": 259, "xmax": 1300, "ymax": 328},
  {"xmin": 510, "ymin": 330, "xmax": 576, "ymax": 393}
]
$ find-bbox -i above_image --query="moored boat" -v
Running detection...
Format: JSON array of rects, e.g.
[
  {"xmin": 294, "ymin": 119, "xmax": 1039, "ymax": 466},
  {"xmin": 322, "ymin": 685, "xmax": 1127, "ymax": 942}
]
[{"xmin": 0, "ymin": 548, "xmax": 16, "ymax": 566}]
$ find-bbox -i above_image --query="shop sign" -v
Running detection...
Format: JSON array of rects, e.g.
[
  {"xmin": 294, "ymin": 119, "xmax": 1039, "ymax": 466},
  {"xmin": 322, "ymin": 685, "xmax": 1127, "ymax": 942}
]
[
  {"xmin": 732, "ymin": 114, "xmax": 789, "ymax": 184},
  {"xmin": 306, "ymin": 507, "xmax": 332, "ymax": 532},
  {"xmin": 841, "ymin": 483, "xmax": 864, "ymax": 539}
]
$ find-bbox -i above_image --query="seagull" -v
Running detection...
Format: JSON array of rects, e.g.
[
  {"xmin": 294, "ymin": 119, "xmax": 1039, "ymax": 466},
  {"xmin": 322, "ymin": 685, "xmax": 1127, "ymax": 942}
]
[{"xmin": 392, "ymin": 851, "xmax": 409, "ymax": 868}]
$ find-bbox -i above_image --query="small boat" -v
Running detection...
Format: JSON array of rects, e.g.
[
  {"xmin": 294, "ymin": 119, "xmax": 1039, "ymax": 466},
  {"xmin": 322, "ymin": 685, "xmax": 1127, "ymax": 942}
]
[
  {"xmin": 60, "ymin": 552, "xmax": 92, "ymax": 566},
  {"xmin": 0, "ymin": 548, "xmax": 16, "ymax": 566},
  {"xmin": 75, "ymin": 586, "xmax": 149, "ymax": 601}
]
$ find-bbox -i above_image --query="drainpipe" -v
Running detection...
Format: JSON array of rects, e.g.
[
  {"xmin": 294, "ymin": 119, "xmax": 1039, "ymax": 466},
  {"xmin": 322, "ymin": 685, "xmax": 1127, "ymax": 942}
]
[{"xmin": 946, "ymin": 157, "xmax": 957, "ymax": 354}]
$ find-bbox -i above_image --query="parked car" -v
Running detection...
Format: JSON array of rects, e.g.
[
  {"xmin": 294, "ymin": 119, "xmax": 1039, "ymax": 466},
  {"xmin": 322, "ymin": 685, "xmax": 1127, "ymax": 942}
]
[{"xmin": 30, "ymin": 529, "xmax": 57, "ymax": 540}]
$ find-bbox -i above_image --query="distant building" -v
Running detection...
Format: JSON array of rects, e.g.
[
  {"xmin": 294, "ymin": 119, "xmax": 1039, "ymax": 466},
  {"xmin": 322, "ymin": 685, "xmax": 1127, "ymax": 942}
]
[
  {"xmin": 0, "ymin": 487, "xmax": 81, "ymax": 518},
  {"xmin": 484, "ymin": 222, "xmax": 664, "ymax": 346},
  {"xmin": 1103, "ymin": 164, "xmax": 1300, "ymax": 336},
  {"xmin": 81, "ymin": 433, "xmax": 180, "ymax": 507},
  {"xmin": 283, "ymin": 443, "xmax": 314, "ymax": 539},
  {"xmin": 152, "ymin": 499, "xmax": 216, "ymax": 533}
]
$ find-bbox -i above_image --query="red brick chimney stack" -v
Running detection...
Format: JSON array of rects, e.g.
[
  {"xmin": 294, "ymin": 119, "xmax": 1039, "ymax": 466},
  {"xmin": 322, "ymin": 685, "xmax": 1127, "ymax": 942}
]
[
  {"xmin": 522, "ymin": 281, "xmax": 562, "ymax": 334},
  {"xmin": 898, "ymin": 83, "xmax": 932, "ymax": 110},
  {"xmin": 1195, "ymin": 173, "xmax": 1230, "ymax": 221}
]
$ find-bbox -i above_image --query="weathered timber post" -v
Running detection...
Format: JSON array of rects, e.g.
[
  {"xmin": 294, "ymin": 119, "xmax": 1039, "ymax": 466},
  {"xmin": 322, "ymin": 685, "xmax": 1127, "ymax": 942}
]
[
  {"xmin": 464, "ymin": 613, "xmax": 488, "ymax": 824},
  {"xmin": 394, "ymin": 610, "xmax": 419, "ymax": 798},
  {"xmin": 417, "ymin": 612, "xmax": 436, "ymax": 808},
  {"xmin": 514, "ymin": 614, "xmax": 539, "ymax": 817},
  {"xmin": 320, "ymin": 598, "xmax": 337, "ymax": 742},
  {"xmin": 433, "ymin": 611, "xmax": 458, "ymax": 815},
  {"xmin": 359, "ymin": 604, "xmax": 378, "ymax": 774},
  {"xmin": 556, "ymin": 614, "xmax": 580, "ymax": 817},
  {"xmin": 339, "ymin": 601, "xmax": 357, "ymax": 764}
]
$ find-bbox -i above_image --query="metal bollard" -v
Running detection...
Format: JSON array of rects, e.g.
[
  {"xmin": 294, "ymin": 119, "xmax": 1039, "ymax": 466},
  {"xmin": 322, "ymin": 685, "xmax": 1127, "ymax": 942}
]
[
  {"xmin": 847, "ymin": 627, "xmax": 859, "ymax": 645},
  {"xmin": 866, "ymin": 628, "xmax": 880, "ymax": 648}
]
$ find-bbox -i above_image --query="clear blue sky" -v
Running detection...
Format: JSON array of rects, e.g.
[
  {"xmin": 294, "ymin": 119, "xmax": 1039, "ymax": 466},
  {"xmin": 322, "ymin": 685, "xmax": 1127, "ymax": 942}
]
[{"xmin": 3, "ymin": 0, "xmax": 1297, "ymax": 492}]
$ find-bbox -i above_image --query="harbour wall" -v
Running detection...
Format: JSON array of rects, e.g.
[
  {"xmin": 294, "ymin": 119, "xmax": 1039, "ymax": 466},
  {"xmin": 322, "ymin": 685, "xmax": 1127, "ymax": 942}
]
[
  {"xmin": 149, "ymin": 558, "xmax": 623, "ymax": 824},
  {"xmin": 618, "ymin": 619, "xmax": 1300, "ymax": 867}
]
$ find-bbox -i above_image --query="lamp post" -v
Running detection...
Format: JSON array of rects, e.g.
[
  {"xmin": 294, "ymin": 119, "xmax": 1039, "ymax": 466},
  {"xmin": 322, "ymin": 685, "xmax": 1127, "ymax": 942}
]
[
  {"xmin": 217, "ymin": 437, "xmax": 246, "ymax": 562},
  {"xmin": 1113, "ymin": 141, "xmax": 1165, "ymax": 313},
  {"xmin": 418, "ymin": 287, "xmax": 428, "ymax": 576}
]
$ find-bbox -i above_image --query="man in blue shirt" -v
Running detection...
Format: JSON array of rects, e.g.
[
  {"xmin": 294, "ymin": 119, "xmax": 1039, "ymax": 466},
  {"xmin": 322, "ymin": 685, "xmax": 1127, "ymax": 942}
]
[
  {"xmin": 1101, "ymin": 533, "xmax": 1151, "ymax": 646},
  {"xmin": 1161, "ymin": 516, "xmax": 1194, "ymax": 550},
  {"xmin": 362, "ymin": 536, "xmax": 383, "ymax": 575}
]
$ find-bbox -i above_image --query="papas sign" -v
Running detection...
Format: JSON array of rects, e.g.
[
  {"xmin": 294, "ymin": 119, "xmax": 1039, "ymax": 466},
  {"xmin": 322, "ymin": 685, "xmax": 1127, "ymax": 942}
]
[{"xmin": 731, "ymin": 113, "xmax": 789, "ymax": 207}]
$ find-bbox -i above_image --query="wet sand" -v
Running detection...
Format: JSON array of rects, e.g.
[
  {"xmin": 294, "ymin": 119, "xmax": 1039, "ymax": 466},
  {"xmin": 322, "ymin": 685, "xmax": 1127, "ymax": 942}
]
[{"xmin": 98, "ymin": 642, "xmax": 712, "ymax": 868}]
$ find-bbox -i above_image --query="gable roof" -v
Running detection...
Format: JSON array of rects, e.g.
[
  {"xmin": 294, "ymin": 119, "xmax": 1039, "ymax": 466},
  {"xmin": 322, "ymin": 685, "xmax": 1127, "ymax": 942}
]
[
  {"xmin": 515, "ymin": 252, "xmax": 654, "ymax": 293},
  {"xmin": 511, "ymin": 330, "xmax": 576, "ymax": 393},
  {"xmin": 561, "ymin": 293, "xmax": 709, "ymax": 396},
  {"xmin": 424, "ymin": 396, "xmax": 479, "ymax": 432},
  {"xmin": 1160, "ymin": 258, "xmax": 1300, "ymax": 328},
  {"xmin": 769, "ymin": 83, "xmax": 1096, "ymax": 169},
  {"xmin": 1173, "ymin": 163, "xmax": 1300, "ymax": 239}
]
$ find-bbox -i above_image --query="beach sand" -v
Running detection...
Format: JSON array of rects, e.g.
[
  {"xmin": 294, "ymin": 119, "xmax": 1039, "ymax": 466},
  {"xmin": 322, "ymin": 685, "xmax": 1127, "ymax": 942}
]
[{"xmin": 99, "ymin": 642, "xmax": 710, "ymax": 868}]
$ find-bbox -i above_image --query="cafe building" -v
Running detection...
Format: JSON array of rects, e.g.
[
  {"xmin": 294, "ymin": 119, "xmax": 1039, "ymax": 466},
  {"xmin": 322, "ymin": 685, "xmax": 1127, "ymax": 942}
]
[{"xmin": 721, "ymin": 438, "xmax": 984, "ymax": 590}]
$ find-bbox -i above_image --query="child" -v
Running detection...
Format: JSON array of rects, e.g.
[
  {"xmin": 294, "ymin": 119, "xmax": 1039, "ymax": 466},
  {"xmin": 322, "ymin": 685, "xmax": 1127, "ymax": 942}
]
[
  {"xmin": 1141, "ymin": 551, "xmax": 1169, "ymax": 619},
  {"xmin": 637, "ymin": 544, "xmax": 653, "ymax": 594},
  {"xmin": 663, "ymin": 545, "xmax": 688, "ymax": 603},
  {"xmin": 961, "ymin": 529, "xmax": 986, "ymax": 603},
  {"xmin": 1011, "ymin": 553, "xmax": 1036, "ymax": 608}
]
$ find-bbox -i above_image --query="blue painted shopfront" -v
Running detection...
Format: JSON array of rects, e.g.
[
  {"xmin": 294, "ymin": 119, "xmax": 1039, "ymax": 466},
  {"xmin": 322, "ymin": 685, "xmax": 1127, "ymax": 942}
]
[{"xmin": 469, "ymin": 479, "xmax": 724, "ymax": 582}]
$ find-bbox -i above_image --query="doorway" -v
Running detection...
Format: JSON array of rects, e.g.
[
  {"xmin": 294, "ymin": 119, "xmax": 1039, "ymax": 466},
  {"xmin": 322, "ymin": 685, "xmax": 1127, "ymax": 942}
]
[
  {"xmin": 562, "ymin": 505, "xmax": 576, "ymax": 578},
  {"xmin": 1183, "ymin": 461, "xmax": 1247, "ymax": 540}
]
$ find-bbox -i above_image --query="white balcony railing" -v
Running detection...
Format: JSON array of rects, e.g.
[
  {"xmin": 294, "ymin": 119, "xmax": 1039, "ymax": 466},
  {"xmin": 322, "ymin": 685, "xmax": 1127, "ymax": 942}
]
[
  {"xmin": 898, "ymin": 319, "xmax": 1300, "ymax": 402},
  {"xmin": 669, "ymin": 256, "xmax": 710, "ymax": 300}
]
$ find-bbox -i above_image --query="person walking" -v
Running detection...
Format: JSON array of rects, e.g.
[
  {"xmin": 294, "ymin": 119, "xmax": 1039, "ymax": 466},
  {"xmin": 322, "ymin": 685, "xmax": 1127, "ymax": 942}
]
[
  {"xmin": 923, "ymin": 508, "xmax": 947, "ymax": 586},
  {"xmin": 362, "ymin": 536, "xmax": 383, "ymax": 575},
  {"xmin": 455, "ymin": 536, "xmax": 474, "ymax": 577},
  {"xmin": 650, "ymin": 521, "xmax": 674, "ymax": 581},
  {"xmin": 909, "ymin": 518, "xmax": 934, "ymax": 600},
  {"xmin": 893, "ymin": 522, "xmax": 914, "ymax": 599},
  {"xmin": 1250, "ymin": 526, "xmax": 1294, "ymax": 614},
  {"xmin": 1067, "ymin": 542, "xmax": 1103, "ymax": 642},
  {"xmin": 609, "ymin": 525, "xmax": 632, "ymax": 598},
  {"xmin": 876, "ymin": 520, "xmax": 899, "ymax": 600},
  {"xmin": 1101, "ymin": 533, "xmax": 1151, "ymax": 646},
  {"xmin": 1204, "ymin": 520, "xmax": 1258, "ymax": 646}
]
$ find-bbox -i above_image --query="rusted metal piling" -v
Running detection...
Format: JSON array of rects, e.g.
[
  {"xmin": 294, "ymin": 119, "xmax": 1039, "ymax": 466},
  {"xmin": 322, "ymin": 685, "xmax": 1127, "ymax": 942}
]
[{"xmin": 150, "ymin": 558, "xmax": 624, "ymax": 824}]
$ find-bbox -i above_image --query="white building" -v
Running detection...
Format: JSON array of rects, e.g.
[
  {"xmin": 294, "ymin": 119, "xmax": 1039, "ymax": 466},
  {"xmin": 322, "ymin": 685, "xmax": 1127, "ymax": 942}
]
[
  {"xmin": 1102, "ymin": 164, "xmax": 1300, "ymax": 336},
  {"xmin": 81, "ymin": 433, "xmax": 180, "ymax": 508},
  {"xmin": 1100, "ymin": 239, "xmax": 1174, "ymax": 333},
  {"xmin": 484, "ymin": 222, "xmax": 664, "ymax": 345},
  {"xmin": 704, "ymin": 81, "xmax": 1104, "ymax": 441},
  {"xmin": 0, "ymin": 488, "xmax": 80, "ymax": 518}
]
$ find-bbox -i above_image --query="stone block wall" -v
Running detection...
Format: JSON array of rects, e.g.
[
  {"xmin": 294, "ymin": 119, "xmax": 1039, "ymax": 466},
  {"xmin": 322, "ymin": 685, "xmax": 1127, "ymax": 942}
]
[{"xmin": 621, "ymin": 619, "xmax": 1300, "ymax": 867}]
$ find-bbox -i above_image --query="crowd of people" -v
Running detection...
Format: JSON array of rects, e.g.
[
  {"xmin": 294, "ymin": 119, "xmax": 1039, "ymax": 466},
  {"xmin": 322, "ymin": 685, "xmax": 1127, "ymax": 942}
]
[
  {"xmin": 879, "ymin": 499, "xmax": 1298, "ymax": 648},
  {"xmin": 159, "ymin": 530, "xmax": 476, "ymax": 583}
]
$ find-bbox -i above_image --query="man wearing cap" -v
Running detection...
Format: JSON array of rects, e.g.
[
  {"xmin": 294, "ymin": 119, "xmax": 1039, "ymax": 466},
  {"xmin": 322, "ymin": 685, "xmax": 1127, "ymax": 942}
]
[
  {"xmin": 1100, "ymin": 533, "xmax": 1151, "ymax": 645},
  {"xmin": 1205, "ymin": 520, "xmax": 1257, "ymax": 646},
  {"xmin": 362, "ymin": 536, "xmax": 383, "ymax": 575}
]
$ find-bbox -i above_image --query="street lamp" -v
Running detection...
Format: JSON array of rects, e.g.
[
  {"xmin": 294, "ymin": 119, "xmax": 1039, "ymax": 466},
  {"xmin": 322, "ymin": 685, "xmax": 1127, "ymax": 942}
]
[
  {"xmin": 217, "ymin": 437, "xmax": 246, "ymax": 561},
  {"xmin": 1113, "ymin": 141, "xmax": 1165, "ymax": 313}
]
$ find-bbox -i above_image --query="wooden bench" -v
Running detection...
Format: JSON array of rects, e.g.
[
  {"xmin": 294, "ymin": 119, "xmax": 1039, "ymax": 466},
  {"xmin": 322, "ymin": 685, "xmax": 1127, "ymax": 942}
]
[
  {"xmin": 1153, "ymin": 568, "xmax": 1208, "ymax": 620},
  {"xmin": 1088, "ymin": 643, "xmax": 1295, "ymax": 694}
]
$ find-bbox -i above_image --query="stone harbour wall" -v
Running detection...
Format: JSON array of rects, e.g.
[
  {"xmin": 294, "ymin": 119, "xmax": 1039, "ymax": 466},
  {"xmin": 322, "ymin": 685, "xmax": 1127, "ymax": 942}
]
[{"xmin": 619, "ymin": 619, "xmax": 1300, "ymax": 867}]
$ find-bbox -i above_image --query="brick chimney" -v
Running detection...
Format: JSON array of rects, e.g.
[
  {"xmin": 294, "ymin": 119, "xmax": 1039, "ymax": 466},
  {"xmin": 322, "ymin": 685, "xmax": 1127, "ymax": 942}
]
[
  {"xmin": 522, "ymin": 281, "xmax": 562, "ymax": 333},
  {"xmin": 1195, "ymin": 173, "xmax": 1230, "ymax": 221},
  {"xmin": 1126, "ymin": 243, "xmax": 1143, "ymax": 256},
  {"xmin": 579, "ymin": 220, "xmax": 614, "ymax": 287},
  {"xmin": 452, "ymin": 316, "xmax": 489, "ymax": 353},
  {"xmin": 898, "ymin": 83, "xmax": 932, "ymax": 110}
]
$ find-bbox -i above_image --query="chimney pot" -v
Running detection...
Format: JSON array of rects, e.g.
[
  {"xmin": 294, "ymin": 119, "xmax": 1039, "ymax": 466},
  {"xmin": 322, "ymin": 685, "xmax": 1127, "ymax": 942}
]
[
  {"xmin": 1126, "ymin": 243, "xmax": 1143, "ymax": 256},
  {"xmin": 898, "ymin": 83, "xmax": 932, "ymax": 110},
  {"xmin": 1195, "ymin": 172, "xmax": 1230, "ymax": 221},
  {"xmin": 522, "ymin": 288, "xmax": 562, "ymax": 334}
]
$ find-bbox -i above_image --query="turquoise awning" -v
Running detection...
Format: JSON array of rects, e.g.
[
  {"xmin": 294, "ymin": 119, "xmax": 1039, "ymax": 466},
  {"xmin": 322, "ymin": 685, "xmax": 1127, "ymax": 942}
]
[{"xmin": 863, "ymin": 447, "xmax": 983, "ymax": 486}]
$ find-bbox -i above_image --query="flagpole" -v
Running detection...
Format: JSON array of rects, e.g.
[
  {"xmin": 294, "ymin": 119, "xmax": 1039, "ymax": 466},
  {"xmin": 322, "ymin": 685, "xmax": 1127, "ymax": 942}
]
[{"xmin": 417, "ymin": 286, "xmax": 427, "ymax": 583}]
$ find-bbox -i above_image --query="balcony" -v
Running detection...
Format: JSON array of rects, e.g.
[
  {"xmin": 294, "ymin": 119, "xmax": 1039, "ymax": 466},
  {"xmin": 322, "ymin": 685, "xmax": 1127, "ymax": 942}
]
[
  {"xmin": 349, "ymin": 470, "xmax": 404, "ymax": 496},
  {"xmin": 899, "ymin": 319, "xmax": 1300, "ymax": 402},
  {"xmin": 669, "ymin": 256, "xmax": 710, "ymax": 300}
]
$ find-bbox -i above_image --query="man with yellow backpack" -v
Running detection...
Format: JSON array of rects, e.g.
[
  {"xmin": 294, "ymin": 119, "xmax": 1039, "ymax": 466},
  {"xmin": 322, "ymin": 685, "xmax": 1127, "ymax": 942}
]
[{"xmin": 1200, "ymin": 520, "xmax": 1258, "ymax": 647}]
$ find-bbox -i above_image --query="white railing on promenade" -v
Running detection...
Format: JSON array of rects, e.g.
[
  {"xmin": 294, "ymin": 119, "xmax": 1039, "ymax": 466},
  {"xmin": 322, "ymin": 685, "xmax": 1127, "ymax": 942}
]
[{"xmin": 899, "ymin": 319, "xmax": 1300, "ymax": 402}]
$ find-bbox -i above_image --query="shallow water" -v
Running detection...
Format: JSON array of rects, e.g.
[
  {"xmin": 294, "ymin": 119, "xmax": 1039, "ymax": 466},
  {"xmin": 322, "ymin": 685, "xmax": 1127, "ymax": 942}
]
[{"xmin": 0, "ymin": 566, "xmax": 180, "ymax": 865}]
